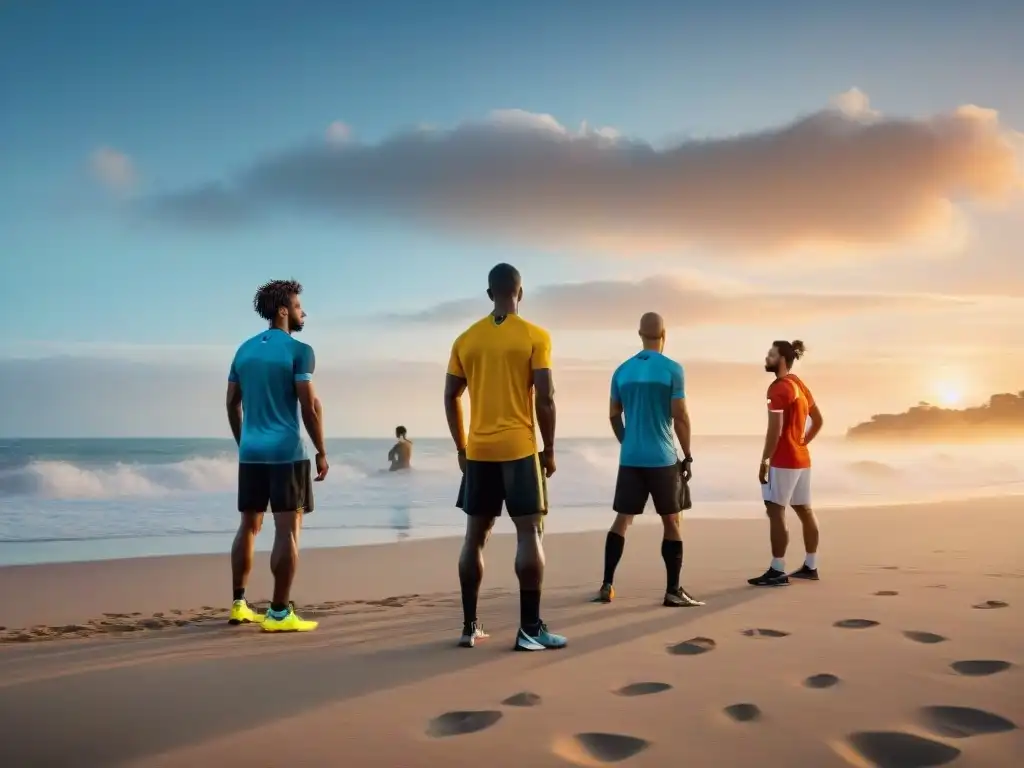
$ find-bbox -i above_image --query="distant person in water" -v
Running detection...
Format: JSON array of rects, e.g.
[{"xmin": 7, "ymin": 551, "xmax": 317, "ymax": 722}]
[
  {"xmin": 225, "ymin": 279, "xmax": 329, "ymax": 633},
  {"xmin": 445, "ymin": 262, "xmax": 565, "ymax": 652},
  {"xmin": 388, "ymin": 426, "xmax": 413, "ymax": 471},
  {"xmin": 598, "ymin": 312, "xmax": 703, "ymax": 608},
  {"xmin": 749, "ymin": 339, "xmax": 824, "ymax": 587}
]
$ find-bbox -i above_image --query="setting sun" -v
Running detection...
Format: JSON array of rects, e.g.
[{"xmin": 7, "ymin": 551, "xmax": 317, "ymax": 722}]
[{"xmin": 934, "ymin": 382, "xmax": 964, "ymax": 408}]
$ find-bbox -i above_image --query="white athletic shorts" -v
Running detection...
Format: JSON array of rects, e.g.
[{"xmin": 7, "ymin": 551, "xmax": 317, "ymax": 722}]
[{"xmin": 762, "ymin": 467, "xmax": 811, "ymax": 507}]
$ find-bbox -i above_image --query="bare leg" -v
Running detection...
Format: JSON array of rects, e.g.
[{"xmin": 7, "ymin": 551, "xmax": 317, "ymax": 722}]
[
  {"xmin": 766, "ymin": 502, "xmax": 789, "ymax": 559},
  {"xmin": 792, "ymin": 505, "xmax": 819, "ymax": 554},
  {"xmin": 270, "ymin": 511, "xmax": 301, "ymax": 607},
  {"xmin": 512, "ymin": 513, "xmax": 545, "ymax": 630},
  {"xmin": 231, "ymin": 512, "xmax": 263, "ymax": 598},
  {"xmin": 458, "ymin": 515, "xmax": 495, "ymax": 627}
]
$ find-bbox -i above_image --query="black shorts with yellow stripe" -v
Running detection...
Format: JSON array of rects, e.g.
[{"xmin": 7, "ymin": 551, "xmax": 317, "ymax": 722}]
[{"xmin": 455, "ymin": 453, "xmax": 548, "ymax": 518}]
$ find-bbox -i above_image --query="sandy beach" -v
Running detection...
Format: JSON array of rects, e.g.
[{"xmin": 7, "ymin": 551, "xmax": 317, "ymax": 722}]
[{"xmin": 0, "ymin": 497, "xmax": 1021, "ymax": 767}]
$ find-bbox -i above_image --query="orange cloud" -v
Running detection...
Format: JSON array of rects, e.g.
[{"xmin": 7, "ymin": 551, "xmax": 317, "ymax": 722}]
[{"xmin": 144, "ymin": 90, "xmax": 1023, "ymax": 253}]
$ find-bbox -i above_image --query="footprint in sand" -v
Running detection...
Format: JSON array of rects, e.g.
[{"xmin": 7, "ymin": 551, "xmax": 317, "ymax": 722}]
[
  {"xmin": 741, "ymin": 628, "xmax": 790, "ymax": 638},
  {"xmin": 834, "ymin": 619, "xmax": 879, "ymax": 629},
  {"xmin": 554, "ymin": 733, "xmax": 651, "ymax": 764},
  {"xmin": 615, "ymin": 682, "xmax": 672, "ymax": 697},
  {"xmin": 874, "ymin": 590, "xmax": 899, "ymax": 596},
  {"xmin": 972, "ymin": 600, "xmax": 1009, "ymax": 610},
  {"xmin": 919, "ymin": 705, "xmax": 1019, "ymax": 739},
  {"xmin": 804, "ymin": 673, "xmax": 841, "ymax": 689},
  {"xmin": 667, "ymin": 637, "xmax": 716, "ymax": 656},
  {"xmin": 844, "ymin": 731, "xmax": 960, "ymax": 768},
  {"xmin": 723, "ymin": 703, "xmax": 762, "ymax": 723},
  {"xmin": 426, "ymin": 710, "xmax": 503, "ymax": 738},
  {"xmin": 950, "ymin": 660, "xmax": 1012, "ymax": 677},
  {"xmin": 501, "ymin": 692, "xmax": 542, "ymax": 707},
  {"xmin": 903, "ymin": 631, "xmax": 948, "ymax": 645}
]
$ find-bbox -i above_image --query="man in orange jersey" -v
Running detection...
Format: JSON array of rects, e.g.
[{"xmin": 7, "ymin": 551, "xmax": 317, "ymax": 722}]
[
  {"xmin": 748, "ymin": 340, "xmax": 825, "ymax": 587},
  {"xmin": 443, "ymin": 263, "xmax": 565, "ymax": 652}
]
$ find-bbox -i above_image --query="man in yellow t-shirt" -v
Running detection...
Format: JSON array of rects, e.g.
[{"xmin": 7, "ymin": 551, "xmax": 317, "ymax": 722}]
[{"xmin": 443, "ymin": 263, "xmax": 565, "ymax": 653}]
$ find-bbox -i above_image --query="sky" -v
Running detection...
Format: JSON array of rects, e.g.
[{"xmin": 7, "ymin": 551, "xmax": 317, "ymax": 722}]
[{"xmin": 2, "ymin": 0, "xmax": 1023, "ymax": 437}]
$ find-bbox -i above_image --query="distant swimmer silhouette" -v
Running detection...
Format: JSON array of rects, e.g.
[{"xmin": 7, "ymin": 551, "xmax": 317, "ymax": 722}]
[{"xmin": 388, "ymin": 426, "xmax": 413, "ymax": 471}]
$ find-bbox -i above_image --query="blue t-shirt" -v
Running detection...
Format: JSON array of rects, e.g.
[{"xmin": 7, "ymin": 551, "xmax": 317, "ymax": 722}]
[
  {"xmin": 228, "ymin": 329, "xmax": 315, "ymax": 463},
  {"xmin": 610, "ymin": 350, "xmax": 684, "ymax": 468}
]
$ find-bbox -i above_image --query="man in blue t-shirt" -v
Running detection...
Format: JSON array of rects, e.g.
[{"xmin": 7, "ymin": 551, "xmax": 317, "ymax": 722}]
[
  {"xmin": 597, "ymin": 312, "xmax": 704, "ymax": 608},
  {"xmin": 225, "ymin": 279, "xmax": 329, "ymax": 633}
]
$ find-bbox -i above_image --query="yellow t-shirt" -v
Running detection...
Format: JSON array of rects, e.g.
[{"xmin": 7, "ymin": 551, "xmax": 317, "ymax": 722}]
[{"xmin": 447, "ymin": 314, "xmax": 552, "ymax": 462}]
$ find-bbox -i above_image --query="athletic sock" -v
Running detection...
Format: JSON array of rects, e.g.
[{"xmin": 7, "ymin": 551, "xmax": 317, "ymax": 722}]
[
  {"xmin": 459, "ymin": 573, "xmax": 481, "ymax": 628},
  {"xmin": 520, "ymin": 590, "xmax": 542, "ymax": 632},
  {"xmin": 233, "ymin": 588, "xmax": 245, "ymax": 602},
  {"xmin": 603, "ymin": 532, "xmax": 625, "ymax": 585},
  {"xmin": 661, "ymin": 539, "xmax": 683, "ymax": 593},
  {"xmin": 805, "ymin": 553, "xmax": 818, "ymax": 570},
  {"xmin": 770, "ymin": 557, "xmax": 785, "ymax": 573},
  {"xmin": 269, "ymin": 602, "xmax": 289, "ymax": 615}
]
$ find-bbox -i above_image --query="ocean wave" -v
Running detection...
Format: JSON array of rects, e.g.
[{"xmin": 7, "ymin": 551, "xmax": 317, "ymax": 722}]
[{"xmin": 0, "ymin": 456, "xmax": 375, "ymax": 500}]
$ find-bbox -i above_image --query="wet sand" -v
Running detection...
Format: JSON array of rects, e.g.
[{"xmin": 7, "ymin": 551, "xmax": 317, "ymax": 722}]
[{"xmin": 0, "ymin": 497, "xmax": 1021, "ymax": 767}]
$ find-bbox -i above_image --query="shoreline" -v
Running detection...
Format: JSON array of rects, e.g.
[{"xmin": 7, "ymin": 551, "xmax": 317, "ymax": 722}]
[
  {"xmin": 1, "ymin": 493, "xmax": 1019, "ymax": 636},
  {"xmin": 0, "ymin": 494, "xmax": 1020, "ymax": 767},
  {"xmin": 3, "ymin": 485, "xmax": 1022, "ymax": 569}
]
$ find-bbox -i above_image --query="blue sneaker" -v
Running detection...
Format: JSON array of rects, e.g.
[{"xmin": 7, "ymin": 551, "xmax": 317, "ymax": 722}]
[{"xmin": 514, "ymin": 622, "xmax": 567, "ymax": 652}]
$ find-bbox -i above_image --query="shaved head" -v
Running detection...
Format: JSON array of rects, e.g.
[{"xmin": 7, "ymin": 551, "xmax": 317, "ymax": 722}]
[{"xmin": 639, "ymin": 312, "xmax": 665, "ymax": 339}]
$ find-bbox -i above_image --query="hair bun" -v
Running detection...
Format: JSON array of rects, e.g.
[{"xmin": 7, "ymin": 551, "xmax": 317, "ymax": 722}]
[{"xmin": 791, "ymin": 340, "xmax": 806, "ymax": 358}]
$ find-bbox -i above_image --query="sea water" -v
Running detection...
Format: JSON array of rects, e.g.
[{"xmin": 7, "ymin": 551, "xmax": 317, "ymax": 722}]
[{"xmin": 1, "ymin": 436, "xmax": 1022, "ymax": 566}]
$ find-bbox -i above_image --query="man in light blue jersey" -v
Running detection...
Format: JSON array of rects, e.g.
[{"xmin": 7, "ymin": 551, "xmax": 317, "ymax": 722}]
[
  {"xmin": 597, "ymin": 312, "xmax": 704, "ymax": 608},
  {"xmin": 225, "ymin": 279, "xmax": 329, "ymax": 633}
]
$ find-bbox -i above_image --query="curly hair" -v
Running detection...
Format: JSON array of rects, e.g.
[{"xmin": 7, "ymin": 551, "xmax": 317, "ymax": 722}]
[
  {"xmin": 772, "ymin": 339, "xmax": 806, "ymax": 368},
  {"xmin": 253, "ymin": 279, "xmax": 303, "ymax": 322}
]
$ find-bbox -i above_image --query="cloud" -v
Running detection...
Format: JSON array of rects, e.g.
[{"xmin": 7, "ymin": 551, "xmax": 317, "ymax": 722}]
[
  {"xmin": 89, "ymin": 147, "xmax": 137, "ymax": 192},
  {"xmin": 140, "ymin": 90, "xmax": 1023, "ymax": 253},
  {"xmin": 384, "ymin": 274, "xmax": 971, "ymax": 330}
]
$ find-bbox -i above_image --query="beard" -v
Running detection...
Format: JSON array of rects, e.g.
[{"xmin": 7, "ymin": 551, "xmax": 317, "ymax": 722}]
[
  {"xmin": 765, "ymin": 363, "xmax": 779, "ymax": 373},
  {"xmin": 290, "ymin": 318, "xmax": 304, "ymax": 333}
]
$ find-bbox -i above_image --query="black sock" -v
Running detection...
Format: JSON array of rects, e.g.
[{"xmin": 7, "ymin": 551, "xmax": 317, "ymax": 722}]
[
  {"xmin": 270, "ymin": 602, "xmax": 288, "ymax": 613},
  {"xmin": 233, "ymin": 588, "xmax": 245, "ymax": 602},
  {"xmin": 460, "ymin": 573, "xmax": 480, "ymax": 628},
  {"xmin": 603, "ymin": 531, "xmax": 625, "ymax": 585},
  {"xmin": 661, "ymin": 539, "xmax": 683, "ymax": 593},
  {"xmin": 520, "ymin": 590, "xmax": 541, "ymax": 631}
]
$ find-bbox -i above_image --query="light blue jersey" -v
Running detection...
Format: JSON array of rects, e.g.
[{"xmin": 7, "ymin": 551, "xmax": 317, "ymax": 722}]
[
  {"xmin": 610, "ymin": 350, "xmax": 684, "ymax": 468},
  {"xmin": 228, "ymin": 329, "xmax": 315, "ymax": 463}
]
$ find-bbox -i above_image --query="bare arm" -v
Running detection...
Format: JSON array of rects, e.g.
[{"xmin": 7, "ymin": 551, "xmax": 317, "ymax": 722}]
[
  {"xmin": 443, "ymin": 374, "xmax": 468, "ymax": 451},
  {"xmin": 296, "ymin": 381, "xmax": 327, "ymax": 456},
  {"xmin": 671, "ymin": 397, "xmax": 692, "ymax": 458},
  {"xmin": 533, "ymin": 368, "xmax": 556, "ymax": 451},
  {"xmin": 762, "ymin": 411, "xmax": 784, "ymax": 463},
  {"xmin": 804, "ymin": 403, "xmax": 824, "ymax": 445},
  {"xmin": 226, "ymin": 382, "xmax": 242, "ymax": 446},
  {"xmin": 609, "ymin": 398, "xmax": 625, "ymax": 444}
]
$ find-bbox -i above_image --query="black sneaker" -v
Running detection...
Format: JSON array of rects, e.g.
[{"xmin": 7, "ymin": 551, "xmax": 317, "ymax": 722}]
[
  {"xmin": 664, "ymin": 587, "xmax": 705, "ymax": 607},
  {"xmin": 458, "ymin": 621, "xmax": 489, "ymax": 648},
  {"xmin": 790, "ymin": 565, "xmax": 819, "ymax": 581},
  {"xmin": 748, "ymin": 568, "xmax": 790, "ymax": 587}
]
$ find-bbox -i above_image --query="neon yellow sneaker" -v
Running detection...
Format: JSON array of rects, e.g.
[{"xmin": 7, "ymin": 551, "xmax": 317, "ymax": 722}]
[
  {"xmin": 261, "ymin": 606, "xmax": 318, "ymax": 633},
  {"xmin": 228, "ymin": 599, "xmax": 263, "ymax": 625}
]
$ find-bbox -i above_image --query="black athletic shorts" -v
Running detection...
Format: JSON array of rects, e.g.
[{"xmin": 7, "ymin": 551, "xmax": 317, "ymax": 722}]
[
  {"xmin": 613, "ymin": 463, "xmax": 684, "ymax": 516},
  {"xmin": 237, "ymin": 460, "xmax": 314, "ymax": 514},
  {"xmin": 455, "ymin": 454, "xmax": 547, "ymax": 518}
]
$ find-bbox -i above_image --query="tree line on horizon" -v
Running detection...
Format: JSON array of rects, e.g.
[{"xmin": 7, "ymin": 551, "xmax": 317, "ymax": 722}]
[{"xmin": 846, "ymin": 390, "xmax": 1024, "ymax": 439}]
